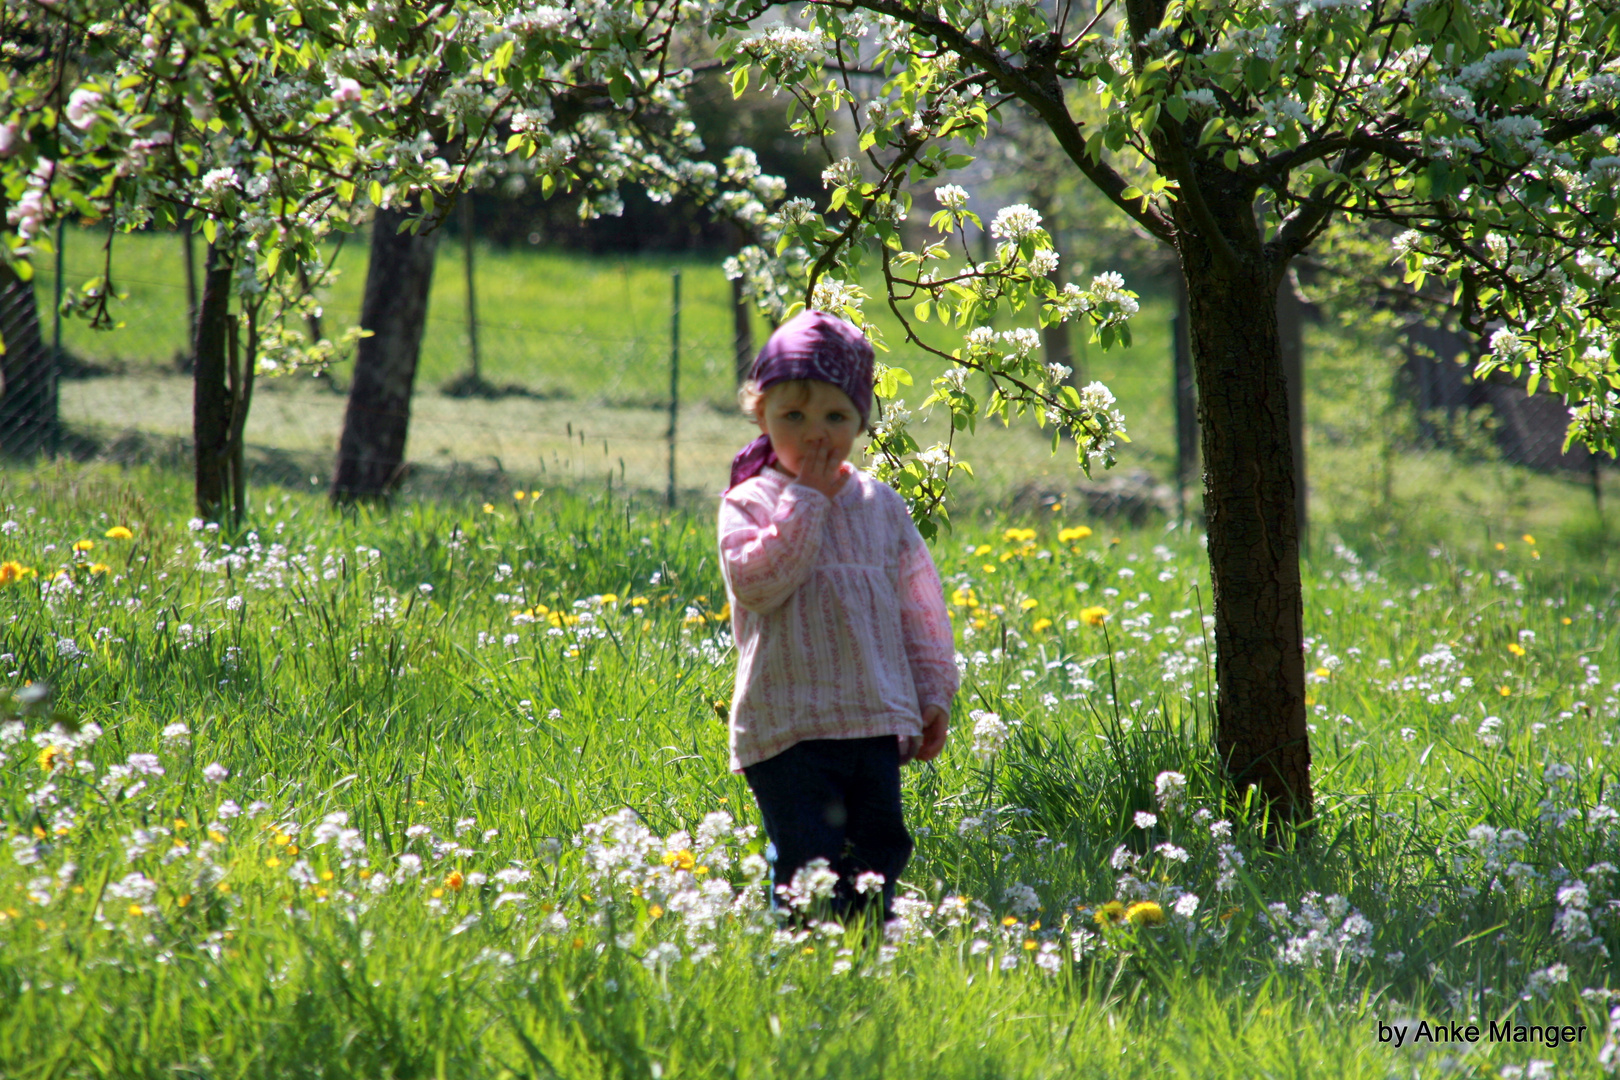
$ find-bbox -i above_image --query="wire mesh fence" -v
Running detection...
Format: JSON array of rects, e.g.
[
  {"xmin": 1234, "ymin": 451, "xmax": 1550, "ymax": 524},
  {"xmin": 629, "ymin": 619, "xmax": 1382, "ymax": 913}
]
[
  {"xmin": 16, "ymin": 224, "xmax": 1192, "ymax": 511},
  {"xmin": 4, "ymin": 224, "xmax": 1610, "ymax": 526}
]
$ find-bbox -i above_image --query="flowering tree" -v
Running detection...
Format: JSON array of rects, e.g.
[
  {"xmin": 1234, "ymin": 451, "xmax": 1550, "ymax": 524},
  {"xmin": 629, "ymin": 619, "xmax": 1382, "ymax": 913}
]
[
  {"xmin": 711, "ymin": 0, "xmax": 1620, "ymax": 822},
  {"xmin": 1, "ymin": 0, "xmax": 725, "ymax": 516}
]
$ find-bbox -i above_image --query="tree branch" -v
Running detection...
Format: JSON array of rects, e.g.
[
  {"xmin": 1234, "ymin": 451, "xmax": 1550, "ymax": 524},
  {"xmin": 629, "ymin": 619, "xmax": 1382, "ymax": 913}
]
[{"xmin": 828, "ymin": 0, "xmax": 1177, "ymax": 245}]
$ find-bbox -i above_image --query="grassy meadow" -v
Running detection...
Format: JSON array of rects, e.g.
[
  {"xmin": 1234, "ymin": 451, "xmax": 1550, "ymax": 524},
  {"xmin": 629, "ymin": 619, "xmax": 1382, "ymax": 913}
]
[{"xmin": 0, "ymin": 459, "xmax": 1617, "ymax": 1077}]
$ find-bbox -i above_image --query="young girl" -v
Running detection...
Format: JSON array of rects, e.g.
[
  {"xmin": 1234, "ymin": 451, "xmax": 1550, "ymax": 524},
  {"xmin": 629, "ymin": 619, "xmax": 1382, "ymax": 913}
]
[{"xmin": 719, "ymin": 309, "xmax": 958, "ymax": 920}]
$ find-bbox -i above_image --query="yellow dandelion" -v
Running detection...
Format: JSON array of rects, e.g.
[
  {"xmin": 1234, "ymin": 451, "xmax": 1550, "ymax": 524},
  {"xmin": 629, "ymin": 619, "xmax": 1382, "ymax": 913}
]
[
  {"xmin": 571, "ymin": 937, "xmax": 585, "ymax": 949},
  {"xmin": 981, "ymin": 563, "xmax": 997, "ymax": 574},
  {"xmin": 1023, "ymin": 939, "xmax": 1038, "ymax": 951},
  {"xmin": 530, "ymin": 491, "xmax": 541, "ymax": 500},
  {"xmin": 1002, "ymin": 916, "xmax": 1019, "ymax": 927},
  {"xmin": 662, "ymin": 849, "xmax": 697, "ymax": 872},
  {"xmin": 0, "ymin": 560, "xmax": 37, "ymax": 586},
  {"xmin": 1002, "ymin": 527, "xmax": 1036, "ymax": 543},
  {"xmin": 265, "ymin": 857, "xmax": 282, "ymax": 868},
  {"xmin": 1094, "ymin": 901, "xmax": 1126, "ymax": 927},
  {"xmin": 320, "ymin": 870, "xmax": 335, "ymax": 882},
  {"xmin": 104, "ymin": 525, "xmax": 134, "ymax": 539},
  {"xmin": 445, "ymin": 871, "xmax": 464, "ymax": 891},
  {"xmin": 177, "ymin": 894, "xmax": 191, "ymax": 908},
  {"xmin": 1019, "ymin": 598, "xmax": 1039, "ymax": 611},
  {"xmin": 1494, "ymin": 542, "xmax": 1506, "ymax": 551},
  {"xmin": 482, "ymin": 503, "xmax": 495, "ymax": 514},
  {"xmin": 648, "ymin": 904, "xmax": 664, "ymax": 919},
  {"xmin": 1521, "ymin": 534, "xmax": 1535, "ymax": 544},
  {"xmin": 430, "ymin": 888, "xmax": 445, "ymax": 899},
  {"xmin": 1058, "ymin": 526, "xmax": 1093, "ymax": 543},
  {"xmin": 1507, "ymin": 643, "xmax": 1526, "ymax": 657},
  {"xmin": 1032, "ymin": 618, "xmax": 1053, "ymax": 633},
  {"xmin": 1080, "ymin": 606, "xmax": 1109, "ymax": 627},
  {"xmin": 1126, "ymin": 901, "xmax": 1165, "ymax": 927},
  {"xmin": 599, "ymin": 593, "xmax": 618, "ymax": 604},
  {"xmin": 128, "ymin": 904, "xmax": 144, "ymax": 917},
  {"xmin": 72, "ymin": 539, "xmax": 94, "ymax": 552},
  {"xmin": 1313, "ymin": 666, "xmax": 1331, "ymax": 678},
  {"xmin": 1561, "ymin": 616, "xmax": 1572, "ymax": 625},
  {"xmin": 208, "ymin": 830, "xmax": 226, "ymax": 843},
  {"xmin": 514, "ymin": 490, "xmax": 526, "ymax": 500},
  {"xmin": 88, "ymin": 563, "xmax": 109, "ymax": 575},
  {"xmin": 1498, "ymin": 685, "xmax": 1512, "ymax": 697},
  {"xmin": 974, "ymin": 544, "xmax": 992, "ymax": 556}
]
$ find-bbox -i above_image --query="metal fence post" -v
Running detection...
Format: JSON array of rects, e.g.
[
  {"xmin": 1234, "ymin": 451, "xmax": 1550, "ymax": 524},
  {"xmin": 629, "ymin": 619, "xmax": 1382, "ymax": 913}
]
[
  {"xmin": 667, "ymin": 269, "xmax": 681, "ymax": 507},
  {"xmin": 462, "ymin": 195, "xmax": 480, "ymax": 383}
]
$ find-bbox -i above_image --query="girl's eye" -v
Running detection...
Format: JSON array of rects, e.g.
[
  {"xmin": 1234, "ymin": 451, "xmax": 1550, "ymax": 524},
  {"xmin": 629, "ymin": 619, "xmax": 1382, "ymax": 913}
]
[
  {"xmin": 784, "ymin": 410, "xmax": 803, "ymax": 421},
  {"xmin": 827, "ymin": 412, "xmax": 847, "ymax": 424}
]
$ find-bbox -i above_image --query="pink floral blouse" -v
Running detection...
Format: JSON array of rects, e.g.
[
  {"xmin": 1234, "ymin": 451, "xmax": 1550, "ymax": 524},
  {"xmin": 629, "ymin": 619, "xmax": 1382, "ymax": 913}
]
[{"xmin": 718, "ymin": 466, "xmax": 959, "ymax": 771}]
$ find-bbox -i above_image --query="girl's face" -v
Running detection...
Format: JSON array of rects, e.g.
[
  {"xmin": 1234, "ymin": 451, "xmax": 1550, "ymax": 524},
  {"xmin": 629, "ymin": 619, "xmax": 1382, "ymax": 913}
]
[{"xmin": 756, "ymin": 380, "xmax": 862, "ymax": 479}]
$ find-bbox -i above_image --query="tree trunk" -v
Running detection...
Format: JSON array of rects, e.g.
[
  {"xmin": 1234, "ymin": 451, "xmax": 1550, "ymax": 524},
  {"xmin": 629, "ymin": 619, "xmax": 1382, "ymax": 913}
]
[
  {"xmin": 193, "ymin": 244, "xmax": 234, "ymax": 520},
  {"xmin": 1171, "ymin": 275, "xmax": 1199, "ymax": 522},
  {"xmin": 732, "ymin": 274, "xmax": 755, "ymax": 385},
  {"xmin": 1277, "ymin": 273, "xmax": 1306, "ymax": 548},
  {"xmin": 1177, "ymin": 236, "xmax": 1312, "ymax": 825},
  {"xmin": 330, "ymin": 206, "xmax": 440, "ymax": 502},
  {"xmin": 0, "ymin": 258, "xmax": 58, "ymax": 458}
]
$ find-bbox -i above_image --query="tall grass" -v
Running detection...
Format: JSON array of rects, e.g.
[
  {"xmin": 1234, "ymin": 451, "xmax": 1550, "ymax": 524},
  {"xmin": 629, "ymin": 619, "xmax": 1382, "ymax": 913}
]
[{"xmin": 0, "ymin": 461, "xmax": 1616, "ymax": 1077}]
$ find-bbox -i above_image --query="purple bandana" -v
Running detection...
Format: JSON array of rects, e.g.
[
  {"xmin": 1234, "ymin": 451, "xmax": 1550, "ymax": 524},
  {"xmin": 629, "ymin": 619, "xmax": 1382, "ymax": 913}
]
[{"xmin": 728, "ymin": 310, "xmax": 875, "ymax": 490}]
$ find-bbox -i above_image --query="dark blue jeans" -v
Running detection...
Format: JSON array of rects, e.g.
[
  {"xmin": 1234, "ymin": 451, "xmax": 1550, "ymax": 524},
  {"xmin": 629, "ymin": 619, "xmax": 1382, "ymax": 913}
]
[{"xmin": 743, "ymin": 735, "xmax": 912, "ymax": 920}]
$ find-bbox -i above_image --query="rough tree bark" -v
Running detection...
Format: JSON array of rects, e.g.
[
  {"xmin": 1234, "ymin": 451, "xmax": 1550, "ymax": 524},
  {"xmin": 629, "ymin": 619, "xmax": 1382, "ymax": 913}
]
[
  {"xmin": 1277, "ymin": 273, "xmax": 1306, "ymax": 547},
  {"xmin": 330, "ymin": 205, "xmax": 440, "ymax": 502},
  {"xmin": 193, "ymin": 243, "xmax": 234, "ymax": 520},
  {"xmin": 1171, "ymin": 275, "xmax": 1199, "ymax": 522},
  {"xmin": 0, "ymin": 257, "xmax": 58, "ymax": 458},
  {"xmin": 1173, "ymin": 176, "xmax": 1312, "ymax": 822}
]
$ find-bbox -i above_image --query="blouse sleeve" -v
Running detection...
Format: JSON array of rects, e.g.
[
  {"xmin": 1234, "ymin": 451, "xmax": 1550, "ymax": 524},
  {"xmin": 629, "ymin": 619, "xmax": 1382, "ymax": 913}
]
[
  {"xmin": 719, "ymin": 482, "xmax": 830, "ymax": 615},
  {"xmin": 896, "ymin": 510, "xmax": 960, "ymax": 712}
]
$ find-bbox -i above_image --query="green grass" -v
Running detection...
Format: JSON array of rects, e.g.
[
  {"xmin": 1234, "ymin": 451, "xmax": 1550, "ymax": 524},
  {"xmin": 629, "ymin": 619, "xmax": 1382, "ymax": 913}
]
[
  {"xmin": 0, "ymin": 460, "xmax": 1615, "ymax": 1077},
  {"xmin": 35, "ymin": 224, "xmax": 1177, "ymax": 465}
]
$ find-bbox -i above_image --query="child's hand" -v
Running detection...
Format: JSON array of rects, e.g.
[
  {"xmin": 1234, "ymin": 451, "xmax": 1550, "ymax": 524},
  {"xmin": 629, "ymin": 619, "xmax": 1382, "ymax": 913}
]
[
  {"xmin": 903, "ymin": 704, "xmax": 950, "ymax": 765},
  {"xmin": 794, "ymin": 444, "xmax": 849, "ymax": 499}
]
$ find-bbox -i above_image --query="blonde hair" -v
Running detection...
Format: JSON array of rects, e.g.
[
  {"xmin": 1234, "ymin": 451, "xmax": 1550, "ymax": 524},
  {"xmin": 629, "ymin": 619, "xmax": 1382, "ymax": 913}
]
[{"xmin": 738, "ymin": 378, "xmax": 814, "ymax": 422}]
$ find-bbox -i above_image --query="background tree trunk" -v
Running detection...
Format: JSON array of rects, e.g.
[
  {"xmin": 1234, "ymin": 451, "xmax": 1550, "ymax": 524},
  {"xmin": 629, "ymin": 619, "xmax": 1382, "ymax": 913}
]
[
  {"xmin": 192, "ymin": 244, "xmax": 234, "ymax": 520},
  {"xmin": 0, "ymin": 258, "xmax": 58, "ymax": 458},
  {"xmin": 731, "ymin": 274, "xmax": 754, "ymax": 385},
  {"xmin": 1177, "ymin": 228, "xmax": 1312, "ymax": 823},
  {"xmin": 330, "ymin": 206, "xmax": 440, "ymax": 502}
]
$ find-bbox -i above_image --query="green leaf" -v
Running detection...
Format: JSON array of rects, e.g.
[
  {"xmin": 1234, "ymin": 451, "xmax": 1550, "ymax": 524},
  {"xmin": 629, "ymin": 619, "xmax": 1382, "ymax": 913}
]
[
  {"xmin": 914, "ymin": 300, "xmax": 931, "ymax": 323},
  {"xmin": 369, "ymin": 180, "xmax": 384, "ymax": 206},
  {"xmin": 203, "ymin": 218, "xmax": 217, "ymax": 244},
  {"xmin": 731, "ymin": 65, "xmax": 750, "ymax": 99}
]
